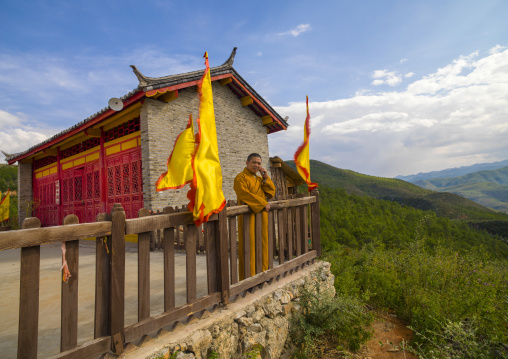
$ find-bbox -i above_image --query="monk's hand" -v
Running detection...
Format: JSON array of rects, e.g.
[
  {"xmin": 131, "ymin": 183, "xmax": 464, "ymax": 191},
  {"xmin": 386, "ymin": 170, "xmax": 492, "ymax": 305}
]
[
  {"xmin": 265, "ymin": 203, "xmax": 270, "ymax": 212},
  {"xmin": 260, "ymin": 166, "xmax": 268, "ymax": 179}
]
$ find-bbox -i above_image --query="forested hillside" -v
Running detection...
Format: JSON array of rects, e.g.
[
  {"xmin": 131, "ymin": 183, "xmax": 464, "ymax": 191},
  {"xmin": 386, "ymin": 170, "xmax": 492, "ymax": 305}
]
[
  {"xmin": 287, "ymin": 159, "xmax": 508, "ymax": 222},
  {"xmin": 300, "ymin": 160, "xmax": 508, "ymax": 356},
  {"xmin": 0, "ymin": 164, "xmax": 17, "ymax": 192},
  {"xmin": 319, "ymin": 186, "xmax": 508, "ymax": 257}
]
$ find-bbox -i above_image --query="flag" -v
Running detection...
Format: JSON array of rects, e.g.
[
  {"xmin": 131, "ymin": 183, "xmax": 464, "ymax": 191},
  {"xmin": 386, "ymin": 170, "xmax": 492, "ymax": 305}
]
[
  {"xmin": 294, "ymin": 96, "xmax": 318, "ymax": 192},
  {"xmin": 0, "ymin": 189, "xmax": 10, "ymax": 222},
  {"xmin": 187, "ymin": 52, "xmax": 226, "ymax": 225},
  {"xmin": 155, "ymin": 114, "xmax": 196, "ymax": 191}
]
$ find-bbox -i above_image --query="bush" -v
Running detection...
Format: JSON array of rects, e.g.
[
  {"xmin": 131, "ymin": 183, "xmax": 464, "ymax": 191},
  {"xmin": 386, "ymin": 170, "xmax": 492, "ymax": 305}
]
[
  {"xmin": 410, "ymin": 318, "xmax": 508, "ymax": 358},
  {"xmin": 325, "ymin": 241, "xmax": 508, "ymax": 357},
  {"xmin": 290, "ymin": 270, "xmax": 373, "ymax": 358}
]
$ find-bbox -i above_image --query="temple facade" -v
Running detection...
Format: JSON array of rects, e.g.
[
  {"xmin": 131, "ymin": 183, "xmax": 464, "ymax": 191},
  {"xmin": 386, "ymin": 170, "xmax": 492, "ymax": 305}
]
[{"xmin": 6, "ymin": 48, "xmax": 288, "ymax": 226}]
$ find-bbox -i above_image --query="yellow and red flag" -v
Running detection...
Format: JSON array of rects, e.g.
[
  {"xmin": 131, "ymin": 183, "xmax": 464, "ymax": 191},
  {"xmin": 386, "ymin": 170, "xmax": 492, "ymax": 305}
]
[
  {"xmin": 187, "ymin": 52, "xmax": 226, "ymax": 225},
  {"xmin": 294, "ymin": 96, "xmax": 318, "ymax": 192},
  {"xmin": 155, "ymin": 115, "xmax": 196, "ymax": 191},
  {"xmin": 0, "ymin": 189, "xmax": 10, "ymax": 222}
]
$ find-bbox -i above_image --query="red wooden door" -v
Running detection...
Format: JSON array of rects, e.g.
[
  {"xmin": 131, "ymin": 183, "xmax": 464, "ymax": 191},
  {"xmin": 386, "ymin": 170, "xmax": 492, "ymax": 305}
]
[
  {"xmin": 84, "ymin": 162, "xmax": 101, "ymax": 223},
  {"xmin": 34, "ymin": 174, "xmax": 58, "ymax": 227},
  {"xmin": 62, "ymin": 168, "xmax": 85, "ymax": 223},
  {"xmin": 106, "ymin": 149, "xmax": 143, "ymax": 219}
]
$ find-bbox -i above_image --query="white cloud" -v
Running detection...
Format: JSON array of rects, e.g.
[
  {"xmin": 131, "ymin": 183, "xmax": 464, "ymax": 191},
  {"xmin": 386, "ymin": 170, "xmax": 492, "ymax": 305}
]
[
  {"xmin": 278, "ymin": 24, "xmax": 312, "ymax": 37},
  {"xmin": 371, "ymin": 69, "xmax": 402, "ymax": 86},
  {"xmin": 270, "ymin": 46, "xmax": 508, "ymax": 177},
  {"xmin": 0, "ymin": 110, "xmax": 59, "ymax": 162},
  {"xmin": 400, "ymin": 58, "xmax": 408, "ymax": 64},
  {"xmin": 404, "ymin": 72, "xmax": 414, "ymax": 78}
]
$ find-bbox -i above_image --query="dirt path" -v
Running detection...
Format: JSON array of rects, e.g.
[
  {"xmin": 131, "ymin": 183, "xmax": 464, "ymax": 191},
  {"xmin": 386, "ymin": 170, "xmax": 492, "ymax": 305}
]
[{"xmin": 353, "ymin": 311, "xmax": 417, "ymax": 359}]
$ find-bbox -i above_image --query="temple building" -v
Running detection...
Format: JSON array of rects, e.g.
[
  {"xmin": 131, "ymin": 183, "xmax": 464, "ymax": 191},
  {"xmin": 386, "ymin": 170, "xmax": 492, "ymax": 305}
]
[{"xmin": 5, "ymin": 48, "xmax": 288, "ymax": 226}]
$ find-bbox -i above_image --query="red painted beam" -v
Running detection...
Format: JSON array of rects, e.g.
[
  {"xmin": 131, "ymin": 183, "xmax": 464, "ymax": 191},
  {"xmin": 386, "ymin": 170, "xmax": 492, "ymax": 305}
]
[{"xmin": 8, "ymin": 91, "xmax": 145, "ymax": 164}]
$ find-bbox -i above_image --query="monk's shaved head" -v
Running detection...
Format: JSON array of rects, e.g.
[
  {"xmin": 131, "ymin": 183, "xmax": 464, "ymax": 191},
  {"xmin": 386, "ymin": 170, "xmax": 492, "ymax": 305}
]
[{"xmin": 247, "ymin": 153, "xmax": 261, "ymax": 162}]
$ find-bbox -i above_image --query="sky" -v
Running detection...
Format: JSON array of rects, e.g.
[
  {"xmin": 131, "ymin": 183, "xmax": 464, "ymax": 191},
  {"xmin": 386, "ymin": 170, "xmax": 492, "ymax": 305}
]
[{"xmin": 1, "ymin": 0, "xmax": 508, "ymax": 177}]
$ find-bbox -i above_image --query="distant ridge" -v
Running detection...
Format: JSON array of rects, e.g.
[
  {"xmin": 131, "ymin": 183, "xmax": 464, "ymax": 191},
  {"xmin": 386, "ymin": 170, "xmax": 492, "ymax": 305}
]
[
  {"xmin": 286, "ymin": 159, "xmax": 507, "ymax": 221},
  {"xmin": 396, "ymin": 159, "xmax": 508, "ymax": 182},
  {"xmin": 413, "ymin": 165, "xmax": 508, "ymax": 212}
]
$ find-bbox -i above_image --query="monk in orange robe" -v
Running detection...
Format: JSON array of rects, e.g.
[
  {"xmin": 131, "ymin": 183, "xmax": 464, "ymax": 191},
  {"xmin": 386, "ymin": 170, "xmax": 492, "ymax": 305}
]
[{"xmin": 234, "ymin": 153, "xmax": 276, "ymax": 280}]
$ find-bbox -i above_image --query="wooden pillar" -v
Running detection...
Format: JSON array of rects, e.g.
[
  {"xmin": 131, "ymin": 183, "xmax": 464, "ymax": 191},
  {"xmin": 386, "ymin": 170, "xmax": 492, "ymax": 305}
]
[
  {"xmin": 110, "ymin": 203, "xmax": 125, "ymax": 355},
  {"xmin": 61, "ymin": 214, "xmax": 79, "ymax": 352},
  {"xmin": 95, "ymin": 212, "xmax": 111, "ymax": 339},
  {"xmin": 17, "ymin": 217, "xmax": 41, "ymax": 359}
]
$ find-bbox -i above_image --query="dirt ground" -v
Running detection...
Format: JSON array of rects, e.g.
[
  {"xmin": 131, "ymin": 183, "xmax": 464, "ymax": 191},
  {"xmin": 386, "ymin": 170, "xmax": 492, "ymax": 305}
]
[{"xmin": 357, "ymin": 312, "xmax": 417, "ymax": 359}]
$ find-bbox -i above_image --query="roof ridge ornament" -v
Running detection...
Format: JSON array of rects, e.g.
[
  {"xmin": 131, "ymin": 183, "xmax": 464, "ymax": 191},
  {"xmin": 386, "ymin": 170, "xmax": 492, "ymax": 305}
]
[
  {"xmin": 222, "ymin": 47, "xmax": 237, "ymax": 67},
  {"xmin": 130, "ymin": 65, "xmax": 149, "ymax": 87},
  {"xmin": 130, "ymin": 48, "xmax": 238, "ymax": 88}
]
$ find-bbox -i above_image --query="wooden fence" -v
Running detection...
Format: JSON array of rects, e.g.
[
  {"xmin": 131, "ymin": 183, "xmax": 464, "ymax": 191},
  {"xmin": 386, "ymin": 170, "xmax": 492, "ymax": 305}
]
[{"xmin": 0, "ymin": 190, "xmax": 320, "ymax": 359}]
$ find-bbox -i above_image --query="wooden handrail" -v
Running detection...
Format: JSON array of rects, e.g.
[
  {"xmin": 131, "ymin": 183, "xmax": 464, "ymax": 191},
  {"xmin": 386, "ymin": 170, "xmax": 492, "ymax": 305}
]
[
  {"xmin": 6, "ymin": 192, "xmax": 321, "ymax": 358},
  {"xmin": 0, "ymin": 221, "xmax": 112, "ymax": 251},
  {"xmin": 226, "ymin": 196, "xmax": 316, "ymax": 217}
]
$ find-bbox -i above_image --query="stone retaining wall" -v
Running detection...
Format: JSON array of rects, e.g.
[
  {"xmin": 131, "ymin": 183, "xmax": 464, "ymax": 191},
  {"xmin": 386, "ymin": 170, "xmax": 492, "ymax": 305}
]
[{"xmin": 120, "ymin": 261, "xmax": 334, "ymax": 359}]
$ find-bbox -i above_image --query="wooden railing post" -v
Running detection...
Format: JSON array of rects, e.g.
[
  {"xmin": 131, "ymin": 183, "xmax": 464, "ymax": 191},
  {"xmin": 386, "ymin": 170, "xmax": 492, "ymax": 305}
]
[
  {"xmin": 18, "ymin": 217, "xmax": 41, "ymax": 359},
  {"xmin": 310, "ymin": 190, "xmax": 321, "ymax": 257},
  {"xmin": 217, "ymin": 208, "xmax": 230, "ymax": 304},
  {"xmin": 137, "ymin": 208, "xmax": 151, "ymax": 321},
  {"xmin": 95, "ymin": 212, "xmax": 111, "ymax": 339},
  {"xmin": 186, "ymin": 223, "xmax": 197, "ymax": 303},
  {"xmin": 162, "ymin": 206, "xmax": 176, "ymax": 312},
  {"xmin": 110, "ymin": 203, "xmax": 126, "ymax": 355},
  {"xmin": 61, "ymin": 214, "xmax": 80, "ymax": 352},
  {"xmin": 227, "ymin": 200, "xmax": 238, "ymax": 284}
]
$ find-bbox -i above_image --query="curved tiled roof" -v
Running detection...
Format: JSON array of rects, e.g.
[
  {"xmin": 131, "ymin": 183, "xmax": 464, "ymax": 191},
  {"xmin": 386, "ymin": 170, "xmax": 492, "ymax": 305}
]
[{"xmin": 6, "ymin": 48, "xmax": 288, "ymax": 164}]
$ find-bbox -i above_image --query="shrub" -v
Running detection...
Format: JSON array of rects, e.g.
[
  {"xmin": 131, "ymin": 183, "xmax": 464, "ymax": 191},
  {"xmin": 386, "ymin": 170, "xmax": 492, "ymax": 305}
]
[{"xmin": 290, "ymin": 270, "xmax": 372, "ymax": 358}]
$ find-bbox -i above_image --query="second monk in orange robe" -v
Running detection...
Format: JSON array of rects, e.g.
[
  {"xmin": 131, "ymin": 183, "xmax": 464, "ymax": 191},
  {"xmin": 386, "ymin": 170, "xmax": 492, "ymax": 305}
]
[{"xmin": 234, "ymin": 153, "xmax": 276, "ymax": 280}]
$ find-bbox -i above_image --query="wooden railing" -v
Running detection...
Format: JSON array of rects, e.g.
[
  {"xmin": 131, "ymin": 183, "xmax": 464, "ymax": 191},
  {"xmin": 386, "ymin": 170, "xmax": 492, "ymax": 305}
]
[{"xmin": 0, "ymin": 190, "xmax": 320, "ymax": 359}]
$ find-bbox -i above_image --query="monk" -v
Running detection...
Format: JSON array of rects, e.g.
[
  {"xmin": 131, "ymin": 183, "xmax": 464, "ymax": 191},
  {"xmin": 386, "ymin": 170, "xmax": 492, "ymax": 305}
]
[{"xmin": 234, "ymin": 153, "xmax": 276, "ymax": 280}]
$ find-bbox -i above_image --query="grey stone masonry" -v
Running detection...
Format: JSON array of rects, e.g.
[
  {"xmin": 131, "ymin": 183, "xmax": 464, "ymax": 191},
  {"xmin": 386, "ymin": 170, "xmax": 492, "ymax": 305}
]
[
  {"xmin": 141, "ymin": 82, "xmax": 271, "ymax": 211},
  {"xmin": 17, "ymin": 162, "xmax": 33, "ymax": 224}
]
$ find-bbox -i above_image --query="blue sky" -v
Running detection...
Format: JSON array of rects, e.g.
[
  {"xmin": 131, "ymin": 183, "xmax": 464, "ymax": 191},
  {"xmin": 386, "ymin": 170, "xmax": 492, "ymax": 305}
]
[{"xmin": 1, "ymin": 0, "xmax": 508, "ymax": 177}]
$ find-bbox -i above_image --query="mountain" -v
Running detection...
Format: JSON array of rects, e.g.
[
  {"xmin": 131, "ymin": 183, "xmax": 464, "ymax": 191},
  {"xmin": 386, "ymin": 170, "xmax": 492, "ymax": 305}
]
[
  {"xmin": 286, "ymin": 159, "xmax": 508, "ymax": 238},
  {"xmin": 396, "ymin": 159, "xmax": 508, "ymax": 182},
  {"xmin": 412, "ymin": 166, "xmax": 508, "ymax": 213},
  {"xmin": 288, "ymin": 159, "xmax": 507, "ymax": 221}
]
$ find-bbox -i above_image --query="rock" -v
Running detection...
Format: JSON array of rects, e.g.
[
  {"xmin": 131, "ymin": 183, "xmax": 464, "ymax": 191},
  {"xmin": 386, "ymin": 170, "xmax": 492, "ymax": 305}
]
[
  {"xmin": 251, "ymin": 308, "xmax": 265, "ymax": 322},
  {"xmin": 175, "ymin": 352, "xmax": 195, "ymax": 359},
  {"xmin": 263, "ymin": 297, "xmax": 283, "ymax": 319},
  {"xmin": 236, "ymin": 316, "xmax": 253, "ymax": 327},
  {"xmin": 247, "ymin": 323, "xmax": 263, "ymax": 333}
]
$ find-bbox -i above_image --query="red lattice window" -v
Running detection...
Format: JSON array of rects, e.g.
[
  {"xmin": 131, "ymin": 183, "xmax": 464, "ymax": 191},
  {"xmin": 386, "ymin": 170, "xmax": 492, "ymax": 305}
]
[
  {"xmin": 62, "ymin": 179, "xmax": 68, "ymax": 202},
  {"xmin": 115, "ymin": 165, "xmax": 121, "ymax": 195},
  {"xmin": 87, "ymin": 173, "xmax": 93, "ymax": 199},
  {"xmin": 107, "ymin": 167, "xmax": 114, "ymax": 196},
  {"xmin": 105, "ymin": 117, "xmax": 140, "ymax": 142},
  {"xmin": 61, "ymin": 137, "xmax": 100, "ymax": 159},
  {"xmin": 132, "ymin": 161, "xmax": 139, "ymax": 193},
  {"xmin": 75, "ymin": 177, "xmax": 82, "ymax": 201},
  {"xmin": 34, "ymin": 156, "xmax": 57, "ymax": 170},
  {"xmin": 94, "ymin": 171, "xmax": 100, "ymax": 198},
  {"xmin": 123, "ymin": 164, "xmax": 130, "ymax": 194},
  {"xmin": 69, "ymin": 178, "xmax": 74, "ymax": 201}
]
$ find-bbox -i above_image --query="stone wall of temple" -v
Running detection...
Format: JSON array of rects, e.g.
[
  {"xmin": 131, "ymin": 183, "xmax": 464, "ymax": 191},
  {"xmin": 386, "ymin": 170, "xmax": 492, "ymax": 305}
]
[{"xmin": 141, "ymin": 82, "xmax": 271, "ymax": 211}]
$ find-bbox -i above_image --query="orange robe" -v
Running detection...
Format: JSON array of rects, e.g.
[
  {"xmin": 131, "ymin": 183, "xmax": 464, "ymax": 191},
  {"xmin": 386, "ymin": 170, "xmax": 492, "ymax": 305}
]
[{"xmin": 234, "ymin": 168, "xmax": 276, "ymax": 280}]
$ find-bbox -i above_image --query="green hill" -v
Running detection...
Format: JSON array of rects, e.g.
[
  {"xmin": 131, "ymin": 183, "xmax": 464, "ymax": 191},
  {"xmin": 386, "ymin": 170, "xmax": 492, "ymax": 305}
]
[
  {"xmin": 0, "ymin": 164, "xmax": 17, "ymax": 192},
  {"xmin": 413, "ymin": 166, "xmax": 508, "ymax": 212},
  {"xmin": 287, "ymin": 159, "xmax": 508, "ymax": 221}
]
